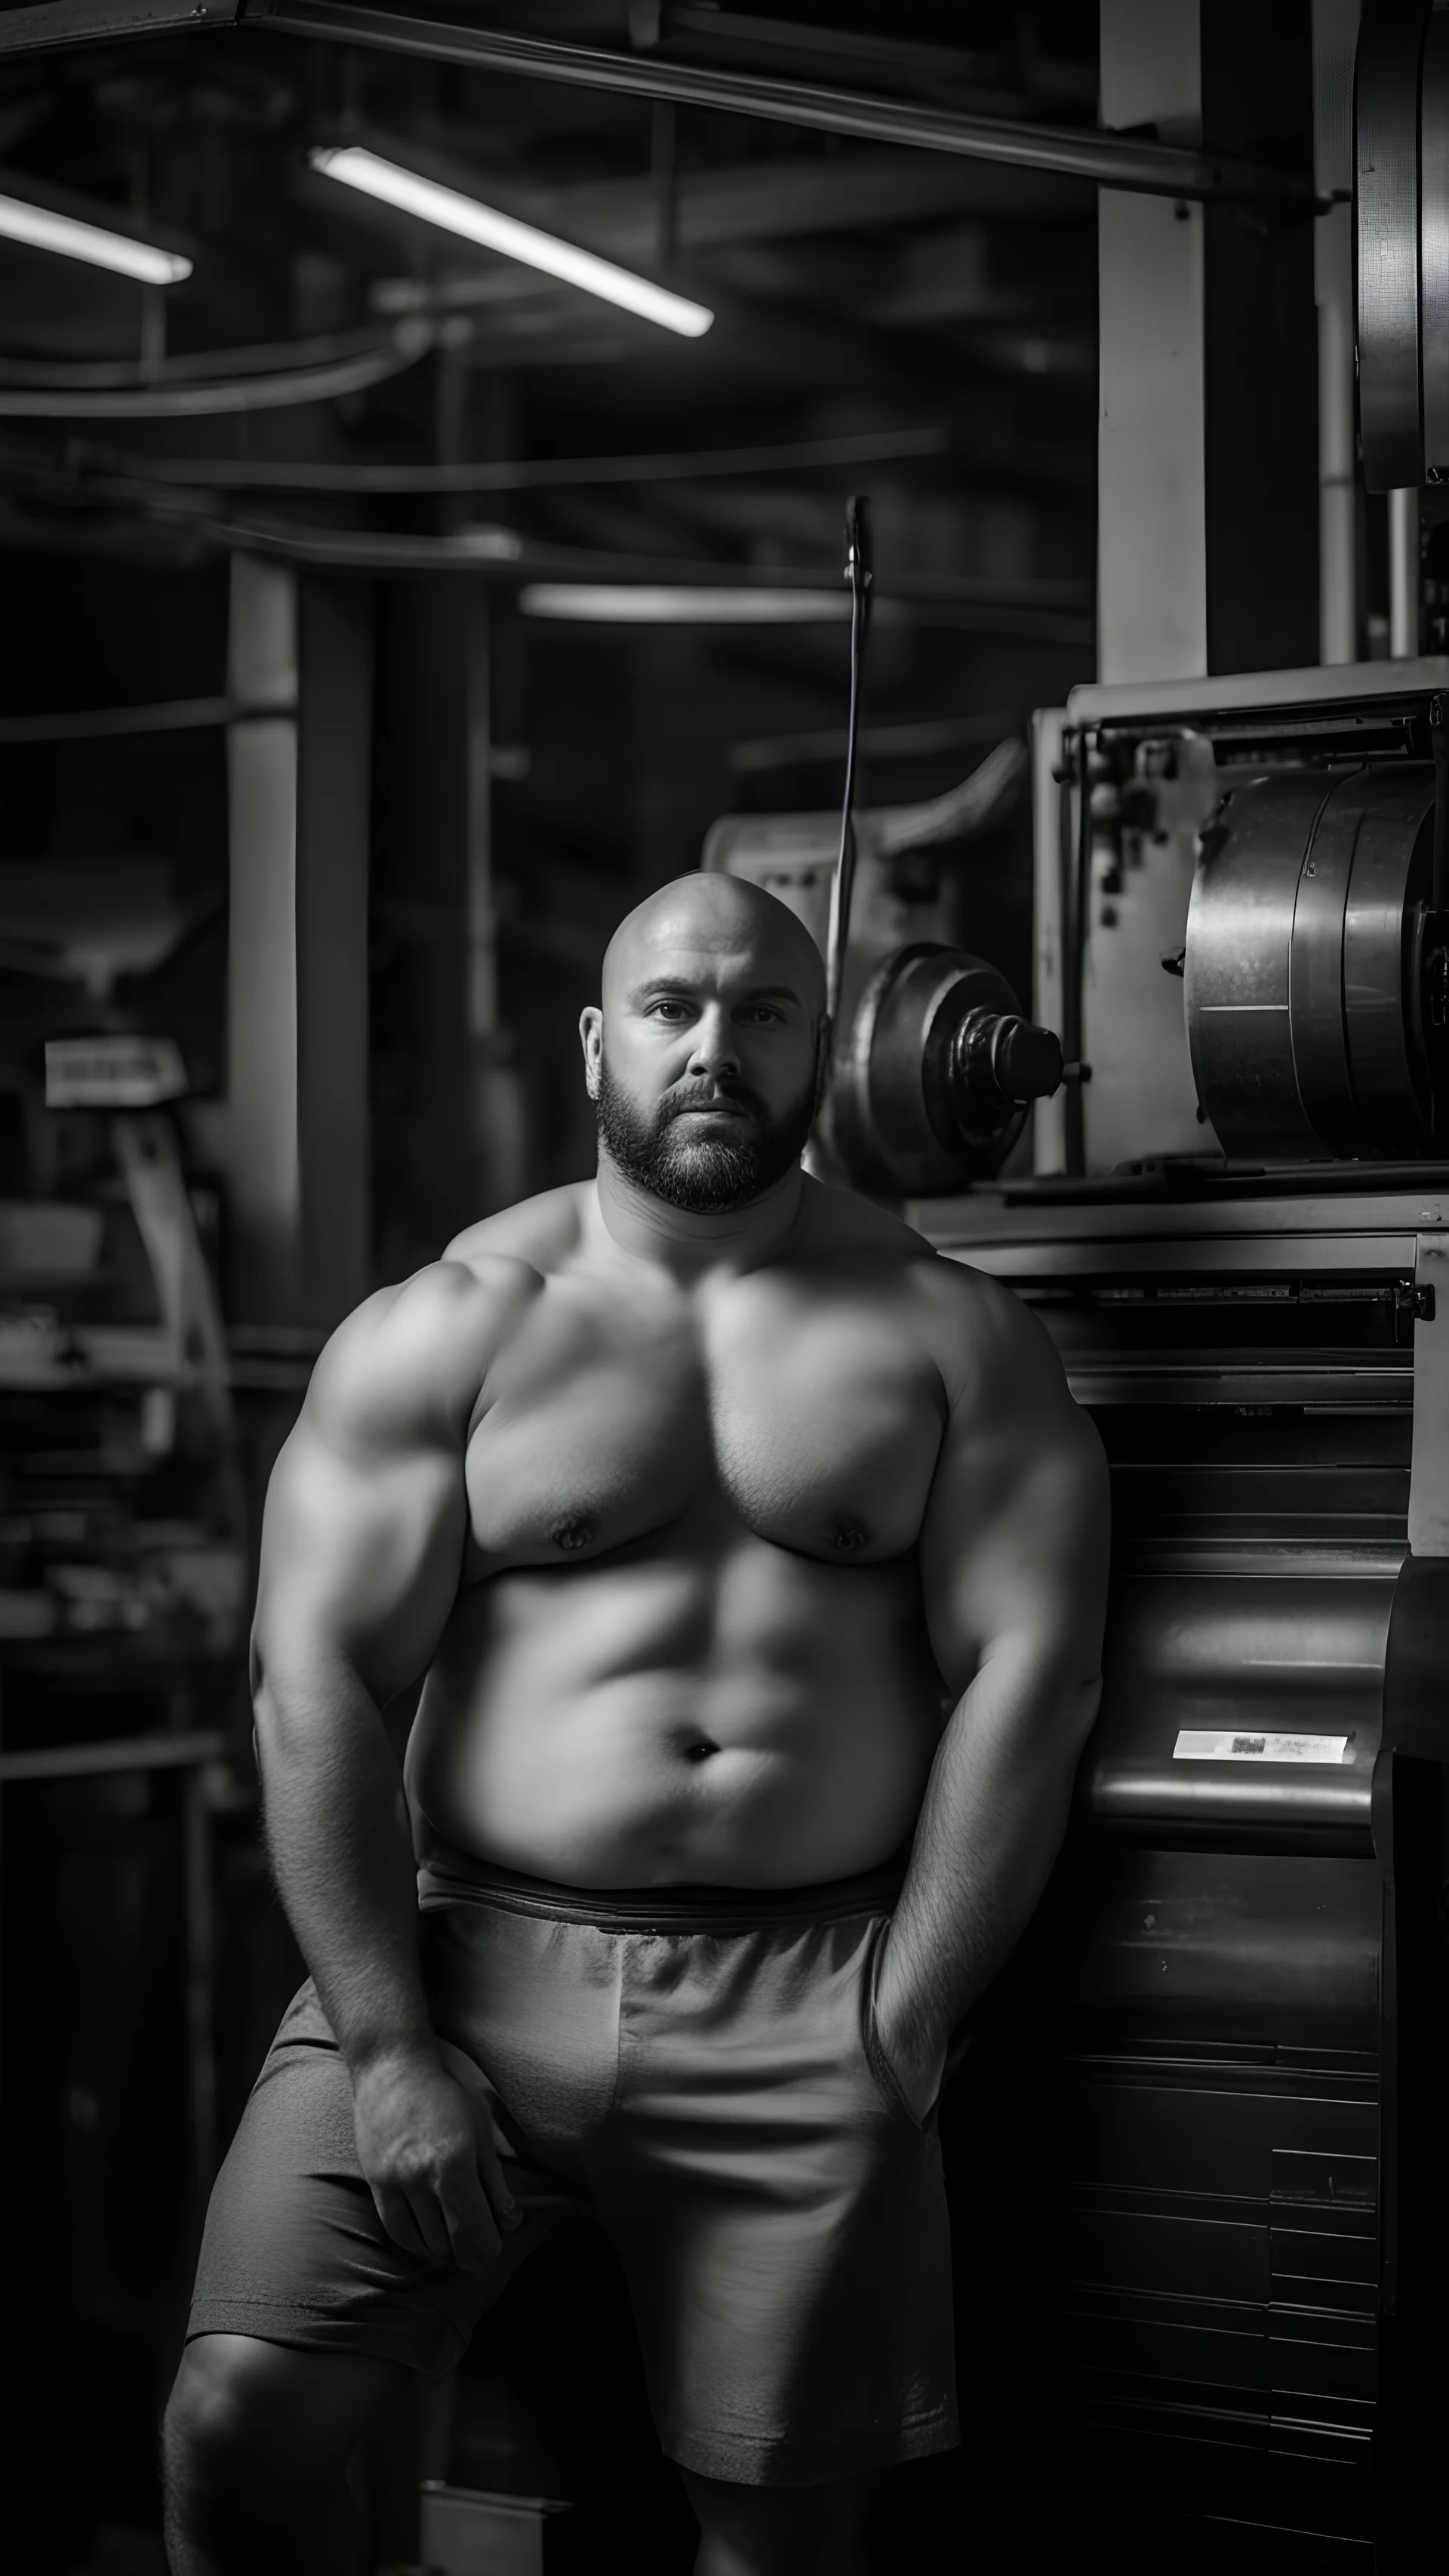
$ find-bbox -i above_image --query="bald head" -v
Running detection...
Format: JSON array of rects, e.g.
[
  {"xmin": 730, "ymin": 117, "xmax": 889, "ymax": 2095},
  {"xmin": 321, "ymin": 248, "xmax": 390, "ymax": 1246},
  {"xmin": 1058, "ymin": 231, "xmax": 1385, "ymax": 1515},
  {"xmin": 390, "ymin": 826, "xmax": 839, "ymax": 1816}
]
[
  {"xmin": 582, "ymin": 872, "xmax": 826, "ymax": 1214},
  {"xmin": 601, "ymin": 872, "xmax": 826, "ymax": 1022}
]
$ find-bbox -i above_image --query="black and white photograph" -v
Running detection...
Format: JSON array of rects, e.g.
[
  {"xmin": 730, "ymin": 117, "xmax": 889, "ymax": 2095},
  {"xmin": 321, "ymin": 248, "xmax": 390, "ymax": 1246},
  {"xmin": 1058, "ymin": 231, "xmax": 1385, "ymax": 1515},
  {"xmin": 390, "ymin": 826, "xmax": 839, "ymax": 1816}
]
[{"xmin": 0, "ymin": 4, "xmax": 1444, "ymax": 2571}]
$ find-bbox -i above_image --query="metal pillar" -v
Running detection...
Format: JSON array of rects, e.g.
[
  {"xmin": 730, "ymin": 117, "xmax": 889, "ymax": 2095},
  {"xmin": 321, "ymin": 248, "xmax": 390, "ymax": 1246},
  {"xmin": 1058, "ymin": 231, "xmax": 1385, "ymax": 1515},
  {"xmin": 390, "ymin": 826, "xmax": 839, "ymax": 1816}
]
[
  {"xmin": 226, "ymin": 554, "xmax": 374, "ymax": 1326},
  {"xmin": 297, "ymin": 574, "xmax": 374, "ymax": 1327},
  {"xmin": 1097, "ymin": 0, "xmax": 1208, "ymax": 688},
  {"xmin": 226, "ymin": 556, "xmax": 301, "ymax": 1320},
  {"xmin": 461, "ymin": 583, "xmax": 526, "ymax": 1217},
  {"xmin": 1098, "ymin": 2, "xmax": 1317, "ymax": 688}
]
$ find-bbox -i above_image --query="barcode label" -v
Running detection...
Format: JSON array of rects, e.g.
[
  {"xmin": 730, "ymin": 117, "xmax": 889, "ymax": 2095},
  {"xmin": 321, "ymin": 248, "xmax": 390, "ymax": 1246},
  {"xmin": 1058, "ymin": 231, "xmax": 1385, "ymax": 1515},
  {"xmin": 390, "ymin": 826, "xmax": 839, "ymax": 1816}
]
[{"xmin": 1173, "ymin": 1730, "xmax": 1349, "ymax": 1765}]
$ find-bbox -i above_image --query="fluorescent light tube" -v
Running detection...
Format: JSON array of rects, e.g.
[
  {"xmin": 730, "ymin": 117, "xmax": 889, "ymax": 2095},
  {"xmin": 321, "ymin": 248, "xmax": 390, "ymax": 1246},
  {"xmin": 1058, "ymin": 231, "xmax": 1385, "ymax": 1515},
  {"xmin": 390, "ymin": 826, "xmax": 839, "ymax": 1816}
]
[
  {"xmin": 310, "ymin": 146, "xmax": 713, "ymax": 340},
  {"xmin": 521, "ymin": 586, "xmax": 850, "ymax": 623},
  {"xmin": 0, "ymin": 189, "xmax": 190, "ymax": 285}
]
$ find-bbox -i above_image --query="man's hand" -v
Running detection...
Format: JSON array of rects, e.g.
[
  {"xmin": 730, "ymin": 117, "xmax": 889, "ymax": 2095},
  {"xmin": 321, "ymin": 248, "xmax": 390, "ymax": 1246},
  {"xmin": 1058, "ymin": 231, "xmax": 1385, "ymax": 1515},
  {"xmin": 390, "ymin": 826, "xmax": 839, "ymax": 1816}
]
[{"xmin": 351, "ymin": 2045, "xmax": 518, "ymax": 2274}]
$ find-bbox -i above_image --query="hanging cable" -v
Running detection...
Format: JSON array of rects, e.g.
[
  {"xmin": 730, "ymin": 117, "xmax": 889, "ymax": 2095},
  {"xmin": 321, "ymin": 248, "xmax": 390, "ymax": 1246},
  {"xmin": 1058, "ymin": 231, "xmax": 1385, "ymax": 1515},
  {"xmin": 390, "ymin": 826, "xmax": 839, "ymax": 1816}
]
[{"xmin": 823, "ymin": 492, "xmax": 873, "ymax": 1028}]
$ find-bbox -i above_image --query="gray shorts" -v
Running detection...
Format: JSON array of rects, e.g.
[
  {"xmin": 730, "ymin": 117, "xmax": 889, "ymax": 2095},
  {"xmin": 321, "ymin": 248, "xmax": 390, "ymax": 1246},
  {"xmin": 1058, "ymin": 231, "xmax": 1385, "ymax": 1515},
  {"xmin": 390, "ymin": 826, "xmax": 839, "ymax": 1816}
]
[{"xmin": 187, "ymin": 1854, "xmax": 960, "ymax": 2488}]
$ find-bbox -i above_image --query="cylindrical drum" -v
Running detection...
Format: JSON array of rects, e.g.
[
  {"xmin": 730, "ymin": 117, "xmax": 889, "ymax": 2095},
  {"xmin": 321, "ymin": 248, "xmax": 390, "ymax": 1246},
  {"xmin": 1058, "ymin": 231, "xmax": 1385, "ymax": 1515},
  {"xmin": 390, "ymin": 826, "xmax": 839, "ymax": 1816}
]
[{"xmin": 1185, "ymin": 763, "xmax": 1440, "ymax": 1158}]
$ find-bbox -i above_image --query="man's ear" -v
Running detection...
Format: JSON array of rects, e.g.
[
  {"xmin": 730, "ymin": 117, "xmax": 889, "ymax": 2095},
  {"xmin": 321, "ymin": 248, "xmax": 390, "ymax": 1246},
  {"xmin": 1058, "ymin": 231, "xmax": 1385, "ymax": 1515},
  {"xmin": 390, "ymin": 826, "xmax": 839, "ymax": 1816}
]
[{"xmin": 580, "ymin": 1005, "xmax": 603, "ymax": 1101}]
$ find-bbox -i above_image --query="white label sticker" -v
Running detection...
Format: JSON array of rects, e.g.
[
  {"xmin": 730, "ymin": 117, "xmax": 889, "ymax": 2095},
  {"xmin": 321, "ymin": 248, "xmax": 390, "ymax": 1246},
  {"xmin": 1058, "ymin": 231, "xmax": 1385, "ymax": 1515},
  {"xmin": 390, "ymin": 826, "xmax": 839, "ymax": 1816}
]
[
  {"xmin": 45, "ymin": 1034, "xmax": 187, "ymax": 1109},
  {"xmin": 1173, "ymin": 1730, "xmax": 1349, "ymax": 1765}
]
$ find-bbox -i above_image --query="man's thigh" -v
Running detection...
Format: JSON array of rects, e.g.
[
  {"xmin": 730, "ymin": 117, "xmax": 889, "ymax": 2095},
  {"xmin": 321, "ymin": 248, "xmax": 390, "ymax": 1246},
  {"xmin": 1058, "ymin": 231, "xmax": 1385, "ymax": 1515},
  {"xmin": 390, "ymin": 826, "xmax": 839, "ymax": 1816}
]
[{"xmin": 187, "ymin": 1980, "xmax": 571, "ymax": 2380}]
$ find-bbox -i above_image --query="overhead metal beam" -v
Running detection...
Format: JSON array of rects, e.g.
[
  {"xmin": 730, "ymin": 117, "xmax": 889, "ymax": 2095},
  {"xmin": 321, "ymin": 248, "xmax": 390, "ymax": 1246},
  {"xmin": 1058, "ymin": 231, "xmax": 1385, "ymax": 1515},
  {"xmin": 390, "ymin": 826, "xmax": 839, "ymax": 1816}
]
[
  {"xmin": 242, "ymin": 0, "xmax": 1315, "ymax": 208},
  {"xmin": 0, "ymin": 0, "xmax": 234, "ymax": 57},
  {"xmin": 57, "ymin": 423, "xmax": 953, "ymax": 494},
  {"xmin": 0, "ymin": 0, "xmax": 1315, "ymax": 208}
]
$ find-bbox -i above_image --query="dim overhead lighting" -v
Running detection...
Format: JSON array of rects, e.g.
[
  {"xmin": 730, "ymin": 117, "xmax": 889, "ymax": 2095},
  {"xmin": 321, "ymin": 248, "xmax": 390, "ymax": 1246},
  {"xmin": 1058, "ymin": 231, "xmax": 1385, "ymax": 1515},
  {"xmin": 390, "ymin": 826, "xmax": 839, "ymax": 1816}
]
[
  {"xmin": 0, "ymin": 187, "xmax": 191, "ymax": 285},
  {"xmin": 309, "ymin": 146, "xmax": 714, "ymax": 340},
  {"xmin": 521, "ymin": 585, "xmax": 851, "ymax": 623}
]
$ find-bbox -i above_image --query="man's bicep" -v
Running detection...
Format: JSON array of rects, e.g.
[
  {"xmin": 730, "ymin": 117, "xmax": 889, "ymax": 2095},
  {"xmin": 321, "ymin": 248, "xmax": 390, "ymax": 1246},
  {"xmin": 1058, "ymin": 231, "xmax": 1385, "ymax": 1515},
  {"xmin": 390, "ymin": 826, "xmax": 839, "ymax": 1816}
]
[
  {"xmin": 920, "ymin": 1389, "xmax": 1109, "ymax": 1698},
  {"xmin": 254, "ymin": 1420, "xmax": 466, "ymax": 1702},
  {"xmin": 252, "ymin": 1280, "xmax": 478, "ymax": 1705}
]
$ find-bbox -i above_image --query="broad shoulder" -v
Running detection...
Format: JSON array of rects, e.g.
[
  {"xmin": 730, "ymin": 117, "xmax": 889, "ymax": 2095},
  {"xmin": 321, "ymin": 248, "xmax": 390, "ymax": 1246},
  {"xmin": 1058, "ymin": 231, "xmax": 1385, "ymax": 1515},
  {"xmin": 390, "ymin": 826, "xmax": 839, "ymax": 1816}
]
[
  {"xmin": 908, "ymin": 1239, "xmax": 1077, "ymax": 1427},
  {"xmin": 796, "ymin": 1180, "xmax": 1064, "ymax": 1408},
  {"xmin": 303, "ymin": 1251, "xmax": 545, "ymax": 1455},
  {"xmin": 443, "ymin": 1182, "xmax": 590, "ymax": 1277},
  {"xmin": 798, "ymin": 1174, "xmax": 927, "ymax": 1267}
]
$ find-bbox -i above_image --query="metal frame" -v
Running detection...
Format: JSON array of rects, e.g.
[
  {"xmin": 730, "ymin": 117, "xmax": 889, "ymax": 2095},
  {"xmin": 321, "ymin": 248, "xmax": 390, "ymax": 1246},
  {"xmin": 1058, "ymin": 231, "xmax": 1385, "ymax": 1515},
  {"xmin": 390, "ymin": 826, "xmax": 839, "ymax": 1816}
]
[
  {"xmin": 245, "ymin": 2, "xmax": 1315, "ymax": 205},
  {"xmin": 1066, "ymin": 648, "xmax": 1449, "ymax": 731},
  {"xmin": 0, "ymin": 0, "xmax": 1316, "ymax": 207}
]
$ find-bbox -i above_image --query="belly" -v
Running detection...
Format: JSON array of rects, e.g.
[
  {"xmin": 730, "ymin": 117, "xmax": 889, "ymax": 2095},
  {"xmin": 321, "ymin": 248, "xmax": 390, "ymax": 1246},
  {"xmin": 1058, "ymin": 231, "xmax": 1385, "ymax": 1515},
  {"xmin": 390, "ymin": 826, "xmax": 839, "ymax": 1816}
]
[{"xmin": 403, "ymin": 1534, "xmax": 946, "ymax": 1888}]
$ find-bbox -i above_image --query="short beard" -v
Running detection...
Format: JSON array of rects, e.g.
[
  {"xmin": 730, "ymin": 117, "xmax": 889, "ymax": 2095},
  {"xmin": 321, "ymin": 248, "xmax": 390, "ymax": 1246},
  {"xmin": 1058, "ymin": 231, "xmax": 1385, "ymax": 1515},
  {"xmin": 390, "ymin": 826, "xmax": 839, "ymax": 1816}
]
[{"xmin": 595, "ymin": 1054, "xmax": 818, "ymax": 1213}]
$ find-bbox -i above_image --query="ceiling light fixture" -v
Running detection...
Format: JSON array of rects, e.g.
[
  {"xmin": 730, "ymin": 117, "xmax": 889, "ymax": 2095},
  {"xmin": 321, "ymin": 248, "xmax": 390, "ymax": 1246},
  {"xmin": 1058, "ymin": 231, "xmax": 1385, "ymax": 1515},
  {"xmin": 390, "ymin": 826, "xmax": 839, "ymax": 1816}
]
[
  {"xmin": 0, "ymin": 188, "xmax": 191, "ymax": 285},
  {"xmin": 309, "ymin": 145, "xmax": 713, "ymax": 339}
]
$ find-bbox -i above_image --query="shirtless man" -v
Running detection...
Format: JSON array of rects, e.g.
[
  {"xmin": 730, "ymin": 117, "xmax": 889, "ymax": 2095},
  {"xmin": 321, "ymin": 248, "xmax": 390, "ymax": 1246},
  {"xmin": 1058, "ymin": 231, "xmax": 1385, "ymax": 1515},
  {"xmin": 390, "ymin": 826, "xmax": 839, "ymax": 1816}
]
[{"xmin": 163, "ymin": 870, "xmax": 1108, "ymax": 2576}]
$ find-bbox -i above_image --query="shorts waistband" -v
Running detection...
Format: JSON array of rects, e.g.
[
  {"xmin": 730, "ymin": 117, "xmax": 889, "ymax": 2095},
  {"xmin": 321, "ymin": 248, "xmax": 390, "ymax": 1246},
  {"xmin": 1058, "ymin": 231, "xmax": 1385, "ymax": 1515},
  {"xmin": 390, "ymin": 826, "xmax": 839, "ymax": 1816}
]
[{"xmin": 417, "ymin": 1841, "xmax": 909, "ymax": 1931}]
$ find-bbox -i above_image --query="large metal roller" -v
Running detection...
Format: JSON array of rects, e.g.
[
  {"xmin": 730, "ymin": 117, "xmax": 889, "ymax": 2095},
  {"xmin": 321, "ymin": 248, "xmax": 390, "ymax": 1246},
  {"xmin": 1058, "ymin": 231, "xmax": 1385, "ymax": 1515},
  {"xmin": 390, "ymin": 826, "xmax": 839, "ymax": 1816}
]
[
  {"xmin": 1185, "ymin": 762, "xmax": 1444, "ymax": 1156},
  {"xmin": 830, "ymin": 941, "xmax": 1063, "ymax": 1196}
]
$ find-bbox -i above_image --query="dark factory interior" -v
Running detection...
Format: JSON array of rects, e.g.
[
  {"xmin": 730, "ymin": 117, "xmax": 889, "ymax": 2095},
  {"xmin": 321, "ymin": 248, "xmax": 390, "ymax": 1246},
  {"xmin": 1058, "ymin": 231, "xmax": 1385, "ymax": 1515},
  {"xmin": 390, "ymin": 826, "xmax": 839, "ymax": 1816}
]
[{"xmin": 4, "ymin": 3, "xmax": 1449, "ymax": 2572}]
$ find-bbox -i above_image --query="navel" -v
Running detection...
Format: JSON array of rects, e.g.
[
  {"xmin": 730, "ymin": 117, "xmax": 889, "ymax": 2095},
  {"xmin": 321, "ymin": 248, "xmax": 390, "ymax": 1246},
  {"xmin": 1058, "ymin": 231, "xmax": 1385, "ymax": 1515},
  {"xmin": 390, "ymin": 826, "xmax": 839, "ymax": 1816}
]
[
  {"xmin": 828, "ymin": 1517, "xmax": 869, "ymax": 1554},
  {"xmin": 550, "ymin": 1515, "xmax": 595, "ymax": 1553}
]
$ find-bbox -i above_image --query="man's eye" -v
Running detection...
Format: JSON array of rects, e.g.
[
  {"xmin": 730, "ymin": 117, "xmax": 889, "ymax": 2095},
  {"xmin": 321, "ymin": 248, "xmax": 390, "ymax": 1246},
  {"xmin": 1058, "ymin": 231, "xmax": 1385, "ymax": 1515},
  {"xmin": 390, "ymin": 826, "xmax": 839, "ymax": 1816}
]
[{"xmin": 651, "ymin": 1001, "xmax": 688, "ymax": 1020}]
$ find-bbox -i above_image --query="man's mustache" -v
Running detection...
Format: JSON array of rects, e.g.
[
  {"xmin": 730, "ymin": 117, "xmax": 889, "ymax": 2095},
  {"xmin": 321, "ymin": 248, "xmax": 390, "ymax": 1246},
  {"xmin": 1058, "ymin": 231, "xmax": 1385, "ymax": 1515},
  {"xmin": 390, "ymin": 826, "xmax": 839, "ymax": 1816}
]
[{"xmin": 661, "ymin": 1079, "xmax": 766, "ymax": 1126}]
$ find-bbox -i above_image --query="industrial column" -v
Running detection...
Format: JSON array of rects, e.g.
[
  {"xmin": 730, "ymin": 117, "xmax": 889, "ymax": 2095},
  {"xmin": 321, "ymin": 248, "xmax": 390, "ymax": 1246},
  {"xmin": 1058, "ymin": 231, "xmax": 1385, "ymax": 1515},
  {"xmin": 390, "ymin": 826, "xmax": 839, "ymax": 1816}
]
[
  {"xmin": 226, "ymin": 555, "xmax": 374, "ymax": 1331},
  {"xmin": 1097, "ymin": 0, "xmax": 1208, "ymax": 689}
]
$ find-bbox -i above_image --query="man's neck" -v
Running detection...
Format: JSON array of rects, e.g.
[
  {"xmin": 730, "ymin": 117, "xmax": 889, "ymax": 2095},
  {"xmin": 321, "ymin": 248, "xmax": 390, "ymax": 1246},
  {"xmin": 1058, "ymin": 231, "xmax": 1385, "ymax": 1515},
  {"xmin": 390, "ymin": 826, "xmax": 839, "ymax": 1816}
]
[{"xmin": 592, "ymin": 1154, "xmax": 807, "ymax": 1279}]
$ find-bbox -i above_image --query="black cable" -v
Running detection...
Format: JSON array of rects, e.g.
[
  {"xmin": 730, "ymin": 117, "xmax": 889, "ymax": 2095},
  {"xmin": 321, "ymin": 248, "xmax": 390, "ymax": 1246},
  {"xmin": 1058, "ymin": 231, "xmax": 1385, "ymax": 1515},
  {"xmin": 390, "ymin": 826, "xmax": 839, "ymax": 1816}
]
[{"xmin": 824, "ymin": 493, "xmax": 872, "ymax": 1028}]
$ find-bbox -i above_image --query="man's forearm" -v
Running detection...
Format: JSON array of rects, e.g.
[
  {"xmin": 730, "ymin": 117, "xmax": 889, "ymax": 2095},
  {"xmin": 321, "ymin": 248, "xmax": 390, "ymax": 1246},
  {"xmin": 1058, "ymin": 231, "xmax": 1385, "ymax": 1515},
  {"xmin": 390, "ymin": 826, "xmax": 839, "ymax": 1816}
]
[
  {"xmin": 255, "ymin": 1660, "xmax": 436, "ymax": 2076},
  {"xmin": 878, "ymin": 1650, "xmax": 1101, "ymax": 2061}
]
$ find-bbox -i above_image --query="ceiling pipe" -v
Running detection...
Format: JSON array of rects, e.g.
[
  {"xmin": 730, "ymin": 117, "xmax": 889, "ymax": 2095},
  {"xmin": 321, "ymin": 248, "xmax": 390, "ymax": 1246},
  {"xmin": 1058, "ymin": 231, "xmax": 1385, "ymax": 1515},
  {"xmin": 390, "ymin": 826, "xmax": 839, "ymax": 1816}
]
[
  {"xmin": 56, "ymin": 424, "xmax": 951, "ymax": 494},
  {"xmin": 242, "ymin": 0, "xmax": 1316, "ymax": 208},
  {"xmin": 0, "ymin": 322, "xmax": 432, "ymax": 417}
]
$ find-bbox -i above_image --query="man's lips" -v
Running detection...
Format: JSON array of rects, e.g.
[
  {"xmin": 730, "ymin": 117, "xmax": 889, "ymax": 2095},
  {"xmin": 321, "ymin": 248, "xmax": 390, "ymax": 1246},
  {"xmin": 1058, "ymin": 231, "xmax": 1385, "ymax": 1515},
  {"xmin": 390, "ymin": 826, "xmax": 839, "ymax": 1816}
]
[{"xmin": 666, "ymin": 1095, "xmax": 756, "ymax": 1122}]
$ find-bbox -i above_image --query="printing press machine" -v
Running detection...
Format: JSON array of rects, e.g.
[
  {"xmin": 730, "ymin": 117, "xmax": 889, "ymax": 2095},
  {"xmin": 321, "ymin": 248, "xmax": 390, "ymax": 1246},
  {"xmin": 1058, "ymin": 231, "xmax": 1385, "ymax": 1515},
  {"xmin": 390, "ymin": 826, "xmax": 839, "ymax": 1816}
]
[
  {"xmin": 922, "ymin": 1174, "xmax": 1445, "ymax": 2574},
  {"xmin": 713, "ymin": 654, "xmax": 1449, "ymax": 2568}
]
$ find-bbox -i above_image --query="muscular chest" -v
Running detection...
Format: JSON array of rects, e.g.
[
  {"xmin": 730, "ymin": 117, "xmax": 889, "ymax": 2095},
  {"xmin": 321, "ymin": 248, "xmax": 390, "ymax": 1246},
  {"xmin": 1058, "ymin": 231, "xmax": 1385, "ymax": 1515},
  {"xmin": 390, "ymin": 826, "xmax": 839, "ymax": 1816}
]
[{"xmin": 463, "ymin": 1273, "xmax": 944, "ymax": 1570}]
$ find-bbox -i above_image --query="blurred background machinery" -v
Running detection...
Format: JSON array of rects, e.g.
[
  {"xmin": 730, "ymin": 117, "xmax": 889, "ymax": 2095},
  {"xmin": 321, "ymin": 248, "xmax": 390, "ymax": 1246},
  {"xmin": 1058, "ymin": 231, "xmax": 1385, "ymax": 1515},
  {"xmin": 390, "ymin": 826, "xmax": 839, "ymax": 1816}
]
[{"xmin": 5, "ymin": 3, "xmax": 1449, "ymax": 2574}]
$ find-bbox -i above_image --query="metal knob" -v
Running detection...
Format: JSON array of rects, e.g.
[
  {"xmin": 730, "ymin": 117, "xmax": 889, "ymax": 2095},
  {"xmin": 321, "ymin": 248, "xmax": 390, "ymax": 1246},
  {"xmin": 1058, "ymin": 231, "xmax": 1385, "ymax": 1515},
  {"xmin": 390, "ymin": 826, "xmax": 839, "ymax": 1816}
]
[
  {"xmin": 950, "ymin": 1006, "xmax": 1065, "ymax": 1131},
  {"xmin": 989, "ymin": 1014, "xmax": 1066, "ymax": 1105}
]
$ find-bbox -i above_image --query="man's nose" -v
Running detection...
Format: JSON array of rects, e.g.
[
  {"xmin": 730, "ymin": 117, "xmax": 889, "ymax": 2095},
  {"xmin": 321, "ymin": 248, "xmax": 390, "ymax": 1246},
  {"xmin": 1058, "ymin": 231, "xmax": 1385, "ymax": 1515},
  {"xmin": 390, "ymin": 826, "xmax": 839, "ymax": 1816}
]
[{"xmin": 686, "ymin": 1006, "xmax": 739, "ymax": 1077}]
